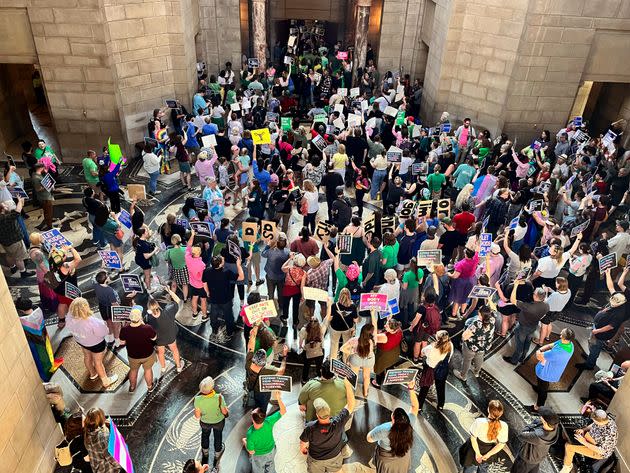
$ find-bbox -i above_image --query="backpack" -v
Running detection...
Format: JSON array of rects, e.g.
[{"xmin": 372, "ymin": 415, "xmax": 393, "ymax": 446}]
[
  {"xmin": 422, "ymin": 304, "xmax": 441, "ymax": 335},
  {"xmin": 345, "ymin": 279, "xmax": 362, "ymax": 303}
]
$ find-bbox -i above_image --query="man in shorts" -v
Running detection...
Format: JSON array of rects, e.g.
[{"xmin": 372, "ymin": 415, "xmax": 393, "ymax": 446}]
[{"xmin": 0, "ymin": 197, "xmax": 33, "ymax": 278}]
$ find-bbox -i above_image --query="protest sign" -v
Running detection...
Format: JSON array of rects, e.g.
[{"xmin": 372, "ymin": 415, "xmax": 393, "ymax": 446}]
[
  {"xmin": 468, "ymin": 286, "xmax": 498, "ymax": 299},
  {"xmin": 366, "ymin": 117, "xmax": 377, "ymax": 129},
  {"xmin": 247, "ymin": 58, "xmax": 259, "ymax": 68},
  {"xmin": 283, "ymin": 56, "xmax": 293, "ymax": 65},
  {"xmin": 242, "ymin": 222, "xmax": 259, "ymax": 243},
  {"xmin": 260, "ymin": 220, "xmax": 277, "ymax": 240},
  {"xmin": 399, "ymin": 200, "xmax": 416, "ymax": 219},
  {"xmin": 41, "ymin": 229, "xmax": 72, "ymax": 251},
  {"xmin": 350, "ymin": 87, "xmax": 360, "ymax": 97},
  {"xmin": 528, "ymin": 199, "xmax": 544, "ymax": 212},
  {"xmin": 98, "ymin": 250, "xmax": 122, "ymax": 270},
  {"xmin": 8, "ymin": 187, "xmax": 29, "ymax": 199},
  {"xmin": 266, "ymin": 112, "xmax": 279, "ymax": 123},
  {"xmin": 190, "ymin": 221, "xmax": 213, "ymax": 238},
  {"xmin": 64, "ymin": 282, "xmax": 81, "ymax": 299},
  {"xmin": 111, "ymin": 306, "xmax": 133, "ymax": 322},
  {"xmin": 227, "ymin": 239, "xmax": 241, "ymax": 260},
  {"xmin": 165, "ymin": 99, "xmax": 179, "ymax": 108},
  {"xmin": 334, "ymin": 103, "xmax": 344, "ymax": 114},
  {"xmin": 193, "ymin": 198, "xmax": 208, "ymax": 210},
  {"xmin": 229, "ymin": 102, "xmax": 240, "ymax": 112},
  {"xmin": 411, "ymin": 162, "xmax": 427, "ymax": 176},
  {"xmin": 251, "ymin": 128, "xmax": 271, "ymax": 145},
  {"xmin": 280, "ymin": 117, "xmax": 292, "ymax": 131},
  {"xmin": 303, "ymin": 287, "xmax": 329, "ymax": 302},
  {"xmin": 380, "ymin": 215, "xmax": 396, "ymax": 234},
  {"xmin": 509, "ymin": 216, "xmax": 520, "ymax": 230},
  {"xmin": 363, "ymin": 213, "xmax": 376, "ymax": 237},
  {"xmin": 127, "ymin": 184, "xmax": 146, "ymax": 201},
  {"xmin": 359, "ymin": 293, "xmax": 388, "ymax": 311},
  {"xmin": 384, "ymin": 106, "xmax": 398, "ymax": 117},
  {"xmin": 314, "ymin": 220, "xmax": 334, "ymax": 241},
  {"xmin": 336, "ymin": 51, "xmax": 348, "ymax": 60},
  {"xmin": 313, "ymin": 72, "xmax": 322, "ymax": 84},
  {"xmin": 259, "ymin": 375, "xmax": 292, "ymax": 393},
  {"xmin": 336, "ymin": 234, "xmax": 352, "ymax": 254},
  {"xmin": 386, "ymin": 146, "xmax": 403, "ymax": 163},
  {"xmin": 337, "ymin": 87, "xmax": 348, "ymax": 96},
  {"xmin": 347, "ymin": 113, "xmax": 361, "ymax": 128},
  {"xmin": 416, "ymin": 249, "xmax": 442, "ymax": 266},
  {"xmin": 532, "ymin": 140, "xmax": 542, "ymax": 151},
  {"xmin": 387, "ymin": 299, "xmax": 399, "ymax": 317},
  {"xmin": 41, "ymin": 173, "xmax": 55, "ymax": 192},
  {"xmin": 436, "ymin": 199, "xmax": 451, "ymax": 217},
  {"xmin": 395, "ymin": 110, "xmax": 406, "ymax": 126},
  {"xmin": 482, "ymin": 216, "xmax": 490, "ymax": 232},
  {"xmin": 573, "ymin": 116, "xmax": 582, "ymax": 127},
  {"xmin": 313, "ymin": 113, "xmax": 328, "ymax": 124},
  {"xmin": 570, "ymin": 219, "xmax": 590, "ymax": 238},
  {"xmin": 479, "ymin": 233, "xmax": 493, "ymax": 257},
  {"xmin": 412, "ymin": 126, "xmax": 422, "ymax": 138},
  {"xmin": 383, "ymin": 369, "xmax": 418, "ymax": 386},
  {"xmin": 415, "ymin": 200, "xmax": 432, "ymax": 218},
  {"xmin": 333, "ymin": 118, "xmax": 345, "ymax": 130},
  {"xmin": 602, "ymin": 130, "xmax": 617, "ymax": 148},
  {"xmin": 121, "ymin": 274, "xmax": 143, "ymax": 293},
  {"xmin": 361, "ymin": 100, "xmax": 369, "ymax": 112},
  {"xmin": 440, "ymin": 122, "xmax": 452, "ymax": 133},
  {"xmin": 516, "ymin": 267, "xmax": 531, "ymax": 281},
  {"xmin": 117, "ymin": 209, "xmax": 133, "ymax": 242},
  {"xmin": 201, "ymin": 134, "xmax": 217, "ymax": 148},
  {"xmin": 598, "ymin": 253, "xmax": 617, "ymax": 273},
  {"xmin": 244, "ymin": 300, "xmax": 277, "ymax": 323},
  {"xmin": 312, "ymin": 134, "xmax": 326, "ymax": 152},
  {"xmin": 564, "ymin": 174, "xmax": 576, "ymax": 191},
  {"xmin": 176, "ymin": 218, "xmax": 190, "ymax": 229},
  {"xmin": 330, "ymin": 359, "xmax": 357, "ymax": 388}
]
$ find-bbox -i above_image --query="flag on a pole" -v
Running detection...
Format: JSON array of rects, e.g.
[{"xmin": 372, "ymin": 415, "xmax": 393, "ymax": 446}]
[{"xmin": 108, "ymin": 419, "xmax": 134, "ymax": 473}]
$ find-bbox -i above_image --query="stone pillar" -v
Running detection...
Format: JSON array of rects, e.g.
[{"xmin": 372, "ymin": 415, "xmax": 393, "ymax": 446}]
[
  {"xmin": 251, "ymin": 0, "xmax": 267, "ymax": 68},
  {"xmin": 353, "ymin": 0, "xmax": 371, "ymax": 80}
]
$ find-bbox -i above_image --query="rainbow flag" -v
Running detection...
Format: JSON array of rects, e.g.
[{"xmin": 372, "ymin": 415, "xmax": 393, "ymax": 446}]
[{"xmin": 108, "ymin": 419, "xmax": 134, "ymax": 473}]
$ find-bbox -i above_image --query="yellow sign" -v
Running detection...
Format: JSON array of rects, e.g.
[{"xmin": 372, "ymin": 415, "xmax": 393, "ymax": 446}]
[
  {"xmin": 303, "ymin": 287, "xmax": 329, "ymax": 302},
  {"xmin": 251, "ymin": 128, "xmax": 271, "ymax": 145}
]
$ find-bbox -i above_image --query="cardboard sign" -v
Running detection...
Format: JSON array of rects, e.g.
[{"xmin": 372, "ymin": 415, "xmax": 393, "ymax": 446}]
[
  {"xmin": 359, "ymin": 293, "xmax": 388, "ymax": 311},
  {"xmin": 336, "ymin": 234, "xmax": 352, "ymax": 254},
  {"xmin": 411, "ymin": 162, "xmax": 427, "ymax": 175},
  {"xmin": 247, "ymin": 57, "xmax": 259, "ymax": 68},
  {"xmin": 598, "ymin": 253, "xmax": 617, "ymax": 273},
  {"xmin": 337, "ymin": 88, "xmax": 348, "ymax": 97},
  {"xmin": 283, "ymin": 55, "xmax": 293, "ymax": 65},
  {"xmin": 384, "ymin": 106, "xmax": 398, "ymax": 117},
  {"xmin": 127, "ymin": 184, "xmax": 146, "ymax": 201},
  {"xmin": 436, "ymin": 199, "xmax": 451, "ymax": 217},
  {"xmin": 468, "ymin": 285, "xmax": 498, "ymax": 299},
  {"xmin": 41, "ymin": 173, "xmax": 55, "ymax": 192},
  {"xmin": 280, "ymin": 117, "xmax": 292, "ymax": 132},
  {"xmin": 41, "ymin": 229, "xmax": 72, "ymax": 251},
  {"xmin": 570, "ymin": 219, "xmax": 590, "ymax": 238},
  {"xmin": 479, "ymin": 233, "xmax": 493, "ymax": 257},
  {"xmin": 381, "ymin": 216, "xmax": 396, "ymax": 234},
  {"xmin": 259, "ymin": 375, "xmax": 292, "ymax": 393},
  {"xmin": 350, "ymin": 87, "xmax": 360, "ymax": 98},
  {"xmin": 64, "ymin": 281, "xmax": 81, "ymax": 299},
  {"xmin": 260, "ymin": 220, "xmax": 277, "ymax": 240},
  {"xmin": 311, "ymin": 134, "xmax": 326, "ymax": 152},
  {"xmin": 227, "ymin": 239, "xmax": 241, "ymax": 260},
  {"xmin": 303, "ymin": 287, "xmax": 329, "ymax": 302},
  {"xmin": 330, "ymin": 359, "xmax": 357, "ymax": 388},
  {"xmin": 111, "ymin": 306, "xmax": 133, "ymax": 322},
  {"xmin": 314, "ymin": 220, "xmax": 334, "ymax": 241},
  {"xmin": 229, "ymin": 102, "xmax": 240, "ymax": 112},
  {"xmin": 415, "ymin": 200, "xmax": 433, "ymax": 218},
  {"xmin": 365, "ymin": 117, "xmax": 377, "ymax": 130},
  {"xmin": 528, "ymin": 200, "xmax": 544, "ymax": 212},
  {"xmin": 333, "ymin": 118, "xmax": 345, "ymax": 130},
  {"xmin": 363, "ymin": 213, "xmax": 376, "ymax": 237},
  {"xmin": 361, "ymin": 100, "xmax": 369, "ymax": 112},
  {"xmin": 244, "ymin": 299, "xmax": 277, "ymax": 323},
  {"xmin": 121, "ymin": 273, "xmax": 143, "ymax": 293},
  {"xmin": 399, "ymin": 200, "xmax": 416, "ymax": 219},
  {"xmin": 190, "ymin": 221, "xmax": 213, "ymax": 238},
  {"xmin": 386, "ymin": 146, "xmax": 403, "ymax": 163},
  {"xmin": 416, "ymin": 249, "xmax": 442, "ymax": 266},
  {"xmin": 387, "ymin": 299, "xmax": 399, "ymax": 316},
  {"xmin": 251, "ymin": 128, "xmax": 271, "ymax": 145},
  {"xmin": 201, "ymin": 134, "xmax": 217, "ymax": 148},
  {"xmin": 383, "ymin": 368, "xmax": 418, "ymax": 386},
  {"xmin": 242, "ymin": 221, "xmax": 259, "ymax": 243},
  {"xmin": 8, "ymin": 187, "xmax": 29, "ymax": 199},
  {"xmin": 98, "ymin": 250, "xmax": 122, "ymax": 270}
]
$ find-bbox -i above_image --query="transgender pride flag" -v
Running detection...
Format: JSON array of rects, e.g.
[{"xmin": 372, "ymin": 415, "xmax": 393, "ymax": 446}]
[{"xmin": 108, "ymin": 419, "xmax": 134, "ymax": 473}]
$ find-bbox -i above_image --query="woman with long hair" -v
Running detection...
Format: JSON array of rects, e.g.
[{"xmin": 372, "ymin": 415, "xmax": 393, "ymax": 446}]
[
  {"xmin": 248, "ymin": 179, "xmax": 266, "ymax": 220},
  {"xmin": 340, "ymin": 215, "xmax": 368, "ymax": 267},
  {"xmin": 530, "ymin": 232, "xmax": 582, "ymax": 288},
  {"xmin": 367, "ymin": 383, "xmax": 419, "ymax": 472},
  {"xmin": 301, "ymin": 179, "xmax": 319, "ymax": 233},
  {"xmin": 50, "ymin": 245, "xmax": 82, "ymax": 329},
  {"xmin": 341, "ymin": 318, "xmax": 385, "ymax": 397},
  {"xmin": 455, "ymin": 183, "xmax": 475, "ymax": 213},
  {"xmin": 459, "ymin": 400, "xmax": 508, "ymax": 472},
  {"xmin": 83, "ymin": 408, "xmax": 121, "ymax": 472},
  {"xmin": 147, "ymin": 285, "xmax": 183, "ymax": 373},
  {"xmin": 418, "ymin": 330, "xmax": 453, "ymax": 410},
  {"xmin": 28, "ymin": 232, "xmax": 58, "ymax": 314},
  {"xmin": 133, "ymin": 227, "xmax": 158, "ymax": 293},
  {"xmin": 299, "ymin": 297, "xmax": 332, "ymax": 383},
  {"xmin": 373, "ymin": 319, "xmax": 404, "ymax": 387},
  {"xmin": 329, "ymin": 287, "xmax": 359, "ymax": 360},
  {"xmin": 160, "ymin": 213, "xmax": 186, "ymax": 246},
  {"xmin": 448, "ymin": 248, "xmax": 479, "ymax": 318},
  {"xmin": 352, "ymin": 164, "xmax": 371, "ymax": 218},
  {"xmin": 566, "ymin": 242, "xmax": 592, "ymax": 307}
]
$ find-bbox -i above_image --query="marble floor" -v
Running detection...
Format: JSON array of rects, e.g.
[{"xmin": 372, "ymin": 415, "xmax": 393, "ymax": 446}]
[{"xmin": 5, "ymin": 160, "xmax": 623, "ymax": 473}]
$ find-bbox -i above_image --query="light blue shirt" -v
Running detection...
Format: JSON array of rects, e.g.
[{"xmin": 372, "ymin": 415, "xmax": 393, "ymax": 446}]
[
  {"xmin": 453, "ymin": 163, "xmax": 476, "ymax": 189},
  {"xmin": 192, "ymin": 94, "xmax": 208, "ymax": 115},
  {"xmin": 368, "ymin": 413, "xmax": 417, "ymax": 451}
]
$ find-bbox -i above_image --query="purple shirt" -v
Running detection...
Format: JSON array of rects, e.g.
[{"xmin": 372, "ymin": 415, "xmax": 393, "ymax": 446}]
[
  {"xmin": 66, "ymin": 316, "xmax": 109, "ymax": 348},
  {"xmin": 455, "ymin": 253, "xmax": 479, "ymax": 278}
]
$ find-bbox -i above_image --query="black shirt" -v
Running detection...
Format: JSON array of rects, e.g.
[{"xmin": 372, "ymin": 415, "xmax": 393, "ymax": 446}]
[
  {"xmin": 271, "ymin": 188, "xmax": 292, "ymax": 214},
  {"xmin": 82, "ymin": 196, "xmax": 109, "ymax": 227},
  {"xmin": 215, "ymin": 134, "xmax": 232, "ymax": 159},
  {"xmin": 332, "ymin": 198, "xmax": 352, "ymax": 230},
  {"xmin": 330, "ymin": 303, "xmax": 357, "ymax": 331},
  {"xmin": 320, "ymin": 172, "xmax": 344, "ymax": 202},
  {"xmin": 300, "ymin": 408, "xmax": 350, "ymax": 460},
  {"xmin": 439, "ymin": 230, "xmax": 460, "ymax": 261},
  {"xmin": 202, "ymin": 267, "xmax": 237, "ymax": 304},
  {"xmin": 593, "ymin": 306, "xmax": 628, "ymax": 341}
]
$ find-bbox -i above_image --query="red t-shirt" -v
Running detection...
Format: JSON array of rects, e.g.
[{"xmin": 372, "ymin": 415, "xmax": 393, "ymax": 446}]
[
  {"xmin": 453, "ymin": 211, "xmax": 475, "ymax": 235},
  {"xmin": 378, "ymin": 330, "xmax": 403, "ymax": 351}
]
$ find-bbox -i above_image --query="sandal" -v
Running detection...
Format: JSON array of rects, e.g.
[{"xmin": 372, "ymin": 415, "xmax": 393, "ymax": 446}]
[
  {"xmin": 371, "ymin": 380, "xmax": 381, "ymax": 388},
  {"xmin": 57, "ymin": 319, "xmax": 66, "ymax": 329}
]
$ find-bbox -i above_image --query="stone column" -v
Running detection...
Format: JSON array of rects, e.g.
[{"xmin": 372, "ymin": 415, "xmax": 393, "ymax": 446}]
[
  {"xmin": 353, "ymin": 0, "xmax": 371, "ymax": 80},
  {"xmin": 251, "ymin": 0, "xmax": 267, "ymax": 68}
]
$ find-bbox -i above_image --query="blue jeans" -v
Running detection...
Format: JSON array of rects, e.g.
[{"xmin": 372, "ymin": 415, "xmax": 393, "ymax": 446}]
[
  {"xmin": 371, "ymin": 169, "xmax": 387, "ymax": 199},
  {"xmin": 254, "ymin": 390, "xmax": 271, "ymax": 413},
  {"xmin": 148, "ymin": 171, "xmax": 159, "ymax": 194},
  {"xmin": 89, "ymin": 214, "xmax": 107, "ymax": 247},
  {"xmin": 509, "ymin": 323, "xmax": 536, "ymax": 364},
  {"xmin": 585, "ymin": 337, "xmax": 605, "ymax": 368},
  {"xmin": 250, "ymin": 450, "xmax": 276, "ymax": 473},
  {"xmin": 17, "ymin": 215, "xmax": 29, "ymax": 248}
]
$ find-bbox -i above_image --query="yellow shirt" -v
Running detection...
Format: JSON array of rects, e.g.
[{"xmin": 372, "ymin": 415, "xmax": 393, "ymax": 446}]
[{"xmin": 332, "ymin": 152, "xmax": 348, "ymax": 170}]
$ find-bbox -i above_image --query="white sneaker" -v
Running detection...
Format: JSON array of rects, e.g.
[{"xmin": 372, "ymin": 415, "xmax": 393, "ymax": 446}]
[
  {"xmin": 559, "ymin": 466, "xmax": 573, "ymax": 473},
  {"xmin": 104, "ymin": 374, "xmax": 119, "ymax": 387},
  {"xmin": 114, "ymin": 338, "xmax": 123, "ymax": 348},
  {"xmin": 176, "ymin": 364, "xmax": 183, "ymax": 373}
]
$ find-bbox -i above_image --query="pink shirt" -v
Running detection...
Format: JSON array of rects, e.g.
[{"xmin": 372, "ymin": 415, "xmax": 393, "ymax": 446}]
[
  {"xmin": 185, "ymin": 246, "xmax": 206, "ymax": 288},
  {"xmin": 195, "ymin": 155, "xmax": 217, "ymax": 182},
  {"xmin": 455, "ymin": 252, "xmax": 479, "ymax": 278},
  {"xmin": 66, "ymin": 316, "xmax": 109, "ymax": 348},
  {"xmin": 458, "ymin": 127, "xmax": 469, "ymax": 147}
]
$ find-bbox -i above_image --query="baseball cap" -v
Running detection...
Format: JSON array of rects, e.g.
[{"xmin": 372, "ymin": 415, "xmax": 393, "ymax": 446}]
[
  {"xmin": 313, "ymin": 398, "xmax": 331, "ymax": 419},
  {"xmin": 441, "ymin": 217, "xmax": 453, "ymax": 226},
  {"xmin": 616, "ymin": 220, "xmax": 629, "ymax": 231},
  {"xmin": 252, "ymin": 349, "xmax": 267, "ymax": 367}
]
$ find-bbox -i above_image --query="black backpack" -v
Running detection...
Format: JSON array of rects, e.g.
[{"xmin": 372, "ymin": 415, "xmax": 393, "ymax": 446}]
[{"xmin": 345, "ymin": 279, "xmax": 362, "ymax": 303}]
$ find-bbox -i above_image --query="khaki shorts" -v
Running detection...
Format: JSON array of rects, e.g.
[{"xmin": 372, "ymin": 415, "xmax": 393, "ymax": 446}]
[
  {"xmin": 307, "ymin": 451, "xmax": 344, "ymax": 473},
  {"xmin": 3, "ymin": 240, "xmax": 27, "ymax": 261},
  {"xmin": 129, "ymin": 352, "xmax": 156, "ymax": 371}
]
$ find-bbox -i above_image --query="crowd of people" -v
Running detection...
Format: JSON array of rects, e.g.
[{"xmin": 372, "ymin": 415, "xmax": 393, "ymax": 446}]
[{"xmin": 5, "ymin": 35, "xmax": 629, "ymax": 473}]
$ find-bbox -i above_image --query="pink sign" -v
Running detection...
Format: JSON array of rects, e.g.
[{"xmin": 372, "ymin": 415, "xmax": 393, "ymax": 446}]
[
  {"xmin": 336, "ymin": 51, "xmax": 348, "ymax": 60},
  {"xmin": 360, "ymin": 293, "xmax": 388, "ymax": 311}
]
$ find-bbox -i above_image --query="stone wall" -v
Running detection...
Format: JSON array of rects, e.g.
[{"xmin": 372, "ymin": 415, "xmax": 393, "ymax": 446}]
[
  {"xmin": 199, "ymin": 0, "xmax": 242, "ymax": 75},
  {"xmin": 0, "ymin": 64, "xmax": 34, "ymax": 151},
  {"xmin": 0, "ymin": 270, "xmax": 60, "ymax": 473}
]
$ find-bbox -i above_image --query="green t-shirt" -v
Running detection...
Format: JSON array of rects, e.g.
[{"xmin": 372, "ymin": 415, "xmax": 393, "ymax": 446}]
[
  {"xmin": 402, "ymin": 268, "xmax": 424, "ymax": 288},
  {"xmin": 381, "ymin": 241, "xmax": 399, "ymax": 269},
  {"xmin": 194, "ymin": 392, "xmax": 225, "ymax": 424},
  {"xmin": 165, "ymin": 246, "xmax": 186, "ymax": 270},
  {"xmin": 427, "ymin": 172, "xmax": 446, "ymax": 192},
  {"xmin": 298, "ymin": 378, "xmax": 347, "ymax": 422},
  {"xmin": 246, "ymin": 411, "xmax": 281, "ymax": 455},
  {"xmin": 334, "ymin": 268, "xmax": 363, "ymax": 301},
  {"xmin": 82, "ymin": 158, "xmax": 99, "ymax": 185}
]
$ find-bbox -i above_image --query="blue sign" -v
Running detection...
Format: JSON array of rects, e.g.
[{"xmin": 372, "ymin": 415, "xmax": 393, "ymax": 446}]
[
  {"xmin": 482, "ymin": 216, "xmax": 490, "ymax": 231},
  {"xmin": 386, "ymin": 299, "xmax": 399, "ymax": 318},
  {"xmin": 574, "ymin": 116, "xmax": 582, "ymax": 127},
  {"xmin": 509, "ymin": 216, "xmax": 520, "ymax": 230},
  {"xmin": 479, "ymin": 233, "xmax": 492, "ymax": 257},
  {"xmin": 8, "ymin": 187, "xmax": 29, "ymax": 199},
  {"xmin": 440, "ymin": 122, "xmax": 451, "ymax": 133},
  {"xmin": 98, "ymin": 250, "xmax": 122, "ymax": 270},
  {"xmin": 120, "ymin": 273, "xmax": 143, "ymax": 293},
  {"xmin": 41, "ymin": 229, "xmax": 72, "ymax": 251},
  {"xmin": 176, "ymin": 218, "xmax": 190, "ymax": 229},
  {"xmin": 118, "ymin": 209, "xmax": 132, "ymax": 230}
]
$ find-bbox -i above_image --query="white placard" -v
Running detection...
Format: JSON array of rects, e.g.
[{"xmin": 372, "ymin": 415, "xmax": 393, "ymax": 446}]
[
  {"xmin": 350, "ymin": 87, "xmax": 360, "ymax": 97},
  {"xmin": 333, "ymin": 118, "xmax": 345, "ymax": 130},
  {"xmin": 202, "ymin": 134, "xmax": 217, "ymax": 148},
  {"xmin": 230, "ymin": 102, "xmax": 240, "ymax": 112},
  {"xmin": 384, "ymin": 106, "xmax": 398, "ymax": 117},
  {"xmin": 334, "ymin": 103, "xmax": 344, "ymax": 113},
  {"xmin": 338, "ymin": 88, "xmax": 348, "ymax": 97}
]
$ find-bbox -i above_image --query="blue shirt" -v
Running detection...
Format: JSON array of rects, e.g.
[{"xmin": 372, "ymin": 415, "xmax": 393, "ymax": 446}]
[
  {"xmin": 186, "ymin": 123, "xmax": 200, "ymax": 148},
  {"xmin": 202, "ymin": 123, "xmax": 218, "ymax": 135},
  {"xmin": 453, "ymin": 164, "xmax": 476, "ymax": 189},
  {"xmin": 192, "ymin": 94, "xmax": 208, "ymax": 115},
  {"xmin": 102, "ymin": 163, "xmax": 121, "ymax": 192},
  {"xmin": 535, "ymin": 340, "xmax": 574, "ymax": 382},
  {"xmin": 368, "ymin": 413, "xmax": 417, "ymax": 451},
  {"xmin": 252, "ymin": 160, "xmax": 271, "ymax": 192}
]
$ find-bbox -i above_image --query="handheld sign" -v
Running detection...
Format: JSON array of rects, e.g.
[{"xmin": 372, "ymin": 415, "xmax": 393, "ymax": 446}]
[
  {"xmin": 64, "ymin": 282, "xmax": 82, "ymax": 299},
  {"xmin": 336, "ymin": 51, "xmax": 348, "ymax": 60},
  {"xmin": 259, "ymin": 375, "xmax": 292, "ymax": 393},
  {"xmin": 120, "ymin": 273, "xmax": 143, "ymax": 293},
  {"xmin": 127, "ymin": 184, "xmax": 146, "ymax": 201},
  {"xmin": 411, "ymin": 163, "xmax": 427, "ymax": 176},
  {"xmin": 602, "ymin": 130, "xmax": 617, "ymax": 148},
  {"xmin": 564, "ymin": 174, "xmax": 576, "ymax": 191},
  {"xmin": 227, "ymin": 239, "xmax": 241, "ymax": 260},
  {"xmin": 359, "ymin": 293, "xmax": 388, "ymax": 311},
  {"xmin": 303, "ymin": 287, "xmax": 329, "ymax": 302},
  {"xmin": 111, "ymin": 306, "xmax": 133, "ymax": 322},
  {"xmin": 415, "ymin": 200, "xmax": 432, "ymax": 218},
  {"xmin": 598, "ymin": 253, "xmax": 617, "ymax": 273},
  {"xmin": 509, "ymin": 216, "xmax": 520, "ymax": 230},
  {"xmin": 399, "ymin": 200, "xmax": 416, "ymax": 219},
  {"xmin": 347, "ymin": 113, "xmax": 361, "ymax": 128},
  {"xmin": 242, "ymin": 222, "xmax": 258, "ymax": 243},
  {"xmin": 333, "ymin": 118, "xmax": 345, "ymax": 131},
  {"xmin": 41, "ymin": 229, "xmax": 72, "ymax": 251},
  {"xmin": 387, "ymin": 299, "xmax": 399, "ymax": 317},
  {"xmin": 528, "ymin": 200, "xmax": 544, "ymax": 212},
  {"xmin": 573, "ymin": 116, "xmax": 583, "ymax": 127},
  {"xmin": 515, "ymin": 267, "xmax": 531, "ymax": 281},
  {"xmin": 201, "ymin": 134, "xmax": 217, "ymax": 148},
  {"xmin": 311, "ymin": 134, "xmax": 326, "ymax": 152},
  {"xmin": 440, "ymin": 122, "xmax": 452, "ymax": 133},
  {"xmin": 260, "ymin": 220, "xmax": 277, "ymax": 240},
  {"xmin": 330, "ymin": 359, "xmax": 357, "ymax": 388},
  {"xmin": 8, "ymin": 187, "xmax": 29, "ymax": 199},
  {"xmin": 98, "ymin": 250, "xmax": 122, "ymax": 270},
  {"xmin": 314, "ymin": 220, "xmax": 334, "ymax": 242},
  {"xmin": 570, "ymin": 219, "xmax": 590, "ymax": 238},
  {"xmin": 468, "ymin": 286, "xmax": 498, "ymax": 299},
  {"xmin": 247, "ymin": 57, "xmax": 259, "ymax": 68},
  {"xmin": 350, "ymin": 87, "xmax": 360, "ymax": 98},
  {"xmin": 380, "ymin": 216, "xmax": 396, "ymax": 235},
  {"xmin": 383, "ymin": 369, "xmax": 418, "ymax": 386},
  {"xmin": 176, "ymin": 218, "xmax": 190, "ymax": 229},
  {"xmin": 280, "ymin": 117, "xmax": 292, "ymax": 132},
  {"xmin": 193, "ymin": 197, "xmax": 208, "ymax": 210},
  {"xmin": 384, "ymin": 106, "xmax": 398, "ymax": 117},
  {"xmin": 244, "ymin": 300, "xmax": 277, "ymax": 324},
  {"xmin": 117, "ymin": 209, "xmax": 133, "ymax": 242},
  {"xmin": 266, "ymin": 112, "xmax": 279, "ymax": 123},
  {"xmin": 283, "ymin": 55, "xmax": 293, "ymax": 65},
  {"xmin": 190, "ymin": 221, "xmax": 213, "ymax": 238},
  {"xmin": 313, "ymin": 113, "xmax": 328, "ymax": 124},
  {"xmin": 251, "ymin": 128, "xmax": 271, "ymax": 145},
  {"xmin": 41, "ymin": 173, "xmax": 55, "ymax": 192},
  {"xmin": 416, "ymin": 249, "xmax": 442, "ymax": 266},
  {"xmin": 337, "ymin": 87, "xmax": 348, "ymax": 97},
  {"xmin": 229, "ymin": 103, "xmax": 240, "ymax": 112},
  {"xmin": 482, "ymin": 215, "xmax": 490, "ymax": 232},
  {"xmin": 386, "ymin": 146, "xmax": 403, "ymax": 163},
  {"xmin": 363, "ymin": 213, "xmax": 376, "ymax": 237},
  {"xmin": 479, "ymin": 233, "xmax": 493, "ymax": 257},
  {"xmin": 436, "ymin": 199, "xmax": 451, "ymax": 217},
  {"xmin": 336, "ymin": 234, "xmax": 352, "ymax": 254}
]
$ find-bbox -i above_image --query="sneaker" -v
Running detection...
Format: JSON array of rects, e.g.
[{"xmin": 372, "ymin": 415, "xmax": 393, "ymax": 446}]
[
  {"xmin": 20, "ymin": 270, "xmax": 34, "ymax": 278},
  {"xmin": 9, "ymin": 265, "xmax": 17, "ymax": 274},
  {"xmin": 201, "ymin": 314, "xmax": 209, "ymax": 322},
  {"xmin": 147, "ymin": 383, "xmax": 156, "ymax": 393},
  {"xmin": 103, "ymin": 374, "xmax": 119, "ymax": 388},
  {"xmin": 154, "ymin": 190, "xmax": 162, "ymax": 195},
  {"xmin": 453, "ymin": 369, "xmax": 467, "ymax": 382},
  {"xmin": 176, "ymin": 364, "xmax": 183, "ymax": 373},
  {"xmin": 89, "ymin": 373, "xmax": 99, "ymax": 380},
  {"xmin": 114, "ymin": 339, "xmax": 123, "ymax": 348},
  {"xmin": 192, "ymin": 312, "xmax": 199, "ymax": 318}
]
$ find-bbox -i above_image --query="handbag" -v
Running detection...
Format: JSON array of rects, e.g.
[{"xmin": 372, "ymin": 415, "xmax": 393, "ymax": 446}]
[
  {"xmin": 54, "ymin": 425, "xmax": 72, "ymax": 466},
  {"xmin": 433, "ymin": 349, "xmax": 452, "ymax": 381},
  {"xmin": 219, "ymin": 393, "xmax": 229, "ymax": 418}
]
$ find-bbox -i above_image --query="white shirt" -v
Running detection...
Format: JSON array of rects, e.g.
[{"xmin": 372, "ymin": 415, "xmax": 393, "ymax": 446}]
[
  {"xmin": 400, "ymin": 156, "xmax": 413, "ymax": 175},
  {"xmin": 304, "ymin": 191, "xmax": 319, "ymax": 213},
  {"xmin": 421, "ymin": 344, "xmax": 450, "ymax": 368},
  {"xmin": 536, "ymin": 253, "xmax": 571, "ymax": 278},
  {"xmin": 470, "ymin": 418, "xmax": 509, "ymax": 444},
  {"xmin": 378, "ymin": 280, "xmax": 400, "ymax": 304},
  {"xmin": 420, "ymin": 238, "xmax": 439, "ymax": 251},
  {"xmin": 142, "ymin": 152, "xmax": 161, "ymax": 174},
  {"xmin": 545, "ymin": 290, "xmax": 571, "ymax": 312},
  {"xmin": 608, "ymin": 232, "xmax": 630, "ymax": 261}
]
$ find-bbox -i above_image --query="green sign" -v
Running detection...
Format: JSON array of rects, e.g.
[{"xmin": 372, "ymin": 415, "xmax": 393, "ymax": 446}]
[
  {"xmin": 314, "ymin": 113, "xmax": 327, "ymax": 123},
  {"xmin": 281, "ymin": 117, "xmax": 292, "ymax": 131},
  {"xmin": 395, "ymin": 110, "xmax": 406, "ymax": 126}
]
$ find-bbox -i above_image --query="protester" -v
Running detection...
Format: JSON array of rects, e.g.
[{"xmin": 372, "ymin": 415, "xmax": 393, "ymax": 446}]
[
  {"xmin": 511, "ymin": 406, "xmax": 560, "ymax": 473},
  {"xmin": 243, "ymin": 390, "xmax": 286, "ymax": 472},
  {"xmin": 459, "ymin": 400, "xmax": 508, "ymax": 473}
]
